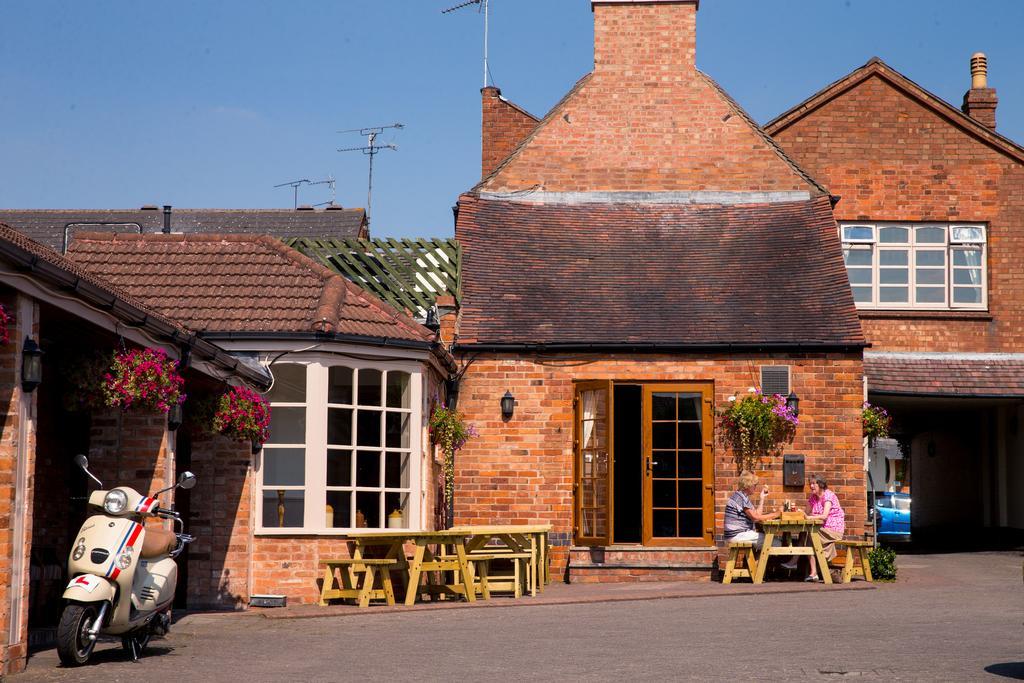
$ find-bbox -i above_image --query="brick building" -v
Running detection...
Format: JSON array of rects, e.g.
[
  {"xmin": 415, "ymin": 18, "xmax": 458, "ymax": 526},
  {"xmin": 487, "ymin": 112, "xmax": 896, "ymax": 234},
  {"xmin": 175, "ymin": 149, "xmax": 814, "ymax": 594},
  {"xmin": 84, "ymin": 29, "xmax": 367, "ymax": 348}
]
[
  {"xmin": 0, "ymin": 224, "xmax": 268, "ymax": 675},
  {"xmin": 69, "ymin": 232, "xmax": 452, "ymax": 605},
  {"xmin": 447, "ymin": 0, "xmax": 869, "ymax": 581},
  {"xmin": 766, "ymin": 56, "xmax": 1024, "ymax": 540}
]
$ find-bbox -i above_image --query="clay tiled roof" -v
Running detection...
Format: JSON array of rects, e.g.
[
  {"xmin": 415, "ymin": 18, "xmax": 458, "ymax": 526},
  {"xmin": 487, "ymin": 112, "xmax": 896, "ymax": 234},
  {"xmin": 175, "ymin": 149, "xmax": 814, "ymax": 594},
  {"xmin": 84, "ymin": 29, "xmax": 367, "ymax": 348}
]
[
  {"xmin": 0, "ymin": 223, "xmax": 270, "ymax": 387},
  {"xmin": 454, "ymin": 195, "xmax": 865, "ymax": 348},
  {"xmin": 0, "ymin": 207, "xmax": 368, "ymax": 253},
  {"xmin": 865, "ymin": 353, "xmax": 1024, "ymax": 398},
  {"xmin": 68, "ymin": 233, "xmax": 433, "ymax": 343}
]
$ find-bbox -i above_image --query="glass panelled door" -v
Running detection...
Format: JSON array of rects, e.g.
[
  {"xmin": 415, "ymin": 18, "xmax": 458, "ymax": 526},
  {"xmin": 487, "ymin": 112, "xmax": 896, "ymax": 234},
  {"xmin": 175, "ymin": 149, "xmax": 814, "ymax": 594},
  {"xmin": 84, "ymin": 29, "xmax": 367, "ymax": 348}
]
[
  {"xmin": 574, "ymin": 381, "xmax": 613, "ymax": 546},
  {"xmin": 643, "ymin": 384, "xmax": 714, "ymax": 546}
]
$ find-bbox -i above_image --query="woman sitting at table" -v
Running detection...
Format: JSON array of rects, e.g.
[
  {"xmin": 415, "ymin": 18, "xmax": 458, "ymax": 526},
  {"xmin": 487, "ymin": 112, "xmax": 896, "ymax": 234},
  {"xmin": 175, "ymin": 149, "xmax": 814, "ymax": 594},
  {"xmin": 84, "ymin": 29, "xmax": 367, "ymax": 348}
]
[
  {"xmin": 801, "ymin": 473, "xmax": 846, "ymax": 582},
  {"xmin": 724, "ymin": 471, "xmax": 780, "ymax": 550}
]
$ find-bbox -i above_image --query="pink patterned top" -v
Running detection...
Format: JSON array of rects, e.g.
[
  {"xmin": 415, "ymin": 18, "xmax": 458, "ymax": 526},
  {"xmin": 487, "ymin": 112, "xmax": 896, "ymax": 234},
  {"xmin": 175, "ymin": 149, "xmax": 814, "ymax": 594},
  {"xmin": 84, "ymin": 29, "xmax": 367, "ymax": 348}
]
[{"xmin": 808, "ymin": 489, "xmax": 845, "ymax": 535}]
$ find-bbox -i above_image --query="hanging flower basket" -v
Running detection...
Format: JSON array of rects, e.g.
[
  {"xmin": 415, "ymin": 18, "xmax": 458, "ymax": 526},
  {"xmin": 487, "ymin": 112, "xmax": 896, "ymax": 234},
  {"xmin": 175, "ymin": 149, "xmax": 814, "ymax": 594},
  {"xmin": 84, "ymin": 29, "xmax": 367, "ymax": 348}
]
[
  {"xmin": 862, "ymin": 402, "xmax": 892, "ymax": 447},
  {"xmin": 719, "ymin": 388, "xmax": 798, "ymax": 474},
  {"xmin": 428, "ymin": 399, "xmax": 476, "ymax": 528},
  {"xmin": 102, "ymin": 347, "xmax": 185, "ymax": 413},
  {"xmin": 213, "ymin": 386, "xmax": 271, "ymax": 445},
  {"xmin": 0, "ymin": 304, "xmax": 12, "ymax": 345}
]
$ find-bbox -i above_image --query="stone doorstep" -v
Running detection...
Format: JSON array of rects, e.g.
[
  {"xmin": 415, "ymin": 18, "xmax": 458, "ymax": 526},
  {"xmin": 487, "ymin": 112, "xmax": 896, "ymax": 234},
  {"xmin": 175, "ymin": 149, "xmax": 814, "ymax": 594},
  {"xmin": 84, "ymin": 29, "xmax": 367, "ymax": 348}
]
[{"xmin": 251, "ymin": 580, "xmax": 876, "ymax": 621}]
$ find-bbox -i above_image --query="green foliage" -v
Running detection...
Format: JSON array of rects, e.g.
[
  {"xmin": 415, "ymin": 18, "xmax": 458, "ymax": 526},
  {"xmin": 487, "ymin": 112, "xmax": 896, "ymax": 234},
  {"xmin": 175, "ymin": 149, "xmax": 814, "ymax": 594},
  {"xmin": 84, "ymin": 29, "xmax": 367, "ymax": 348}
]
[
  {"xmin": 428, "ymin": 401, "xmax": 476, "ymax": 523},
  {"xmin": 862, "ymin": 402, "xmax": 892, "ymax": 446},
  {"xmin": 719, "ymin": 390, "xmax": 798, "ymax": 473},
  {"xmin": 868, "ymin": 545, "xmax": 898, "ymax": 581}
]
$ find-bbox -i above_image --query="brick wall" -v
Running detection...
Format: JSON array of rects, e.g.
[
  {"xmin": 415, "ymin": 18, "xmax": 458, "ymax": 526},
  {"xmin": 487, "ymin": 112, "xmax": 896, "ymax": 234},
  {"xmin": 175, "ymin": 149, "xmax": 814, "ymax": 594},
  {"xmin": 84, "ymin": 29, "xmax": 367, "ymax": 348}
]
[
  {"xmin": 481, "ymin": 87, "xmax": 538, "ymax": 179},
  {"xmin": 480, "ymin": 1, "xmax": 816, "ymax": 195},
  {"xmin": 1, "ymin": 292, "xmax": 38, "ymax": 676},
  {"xmin": 771, "ymin": 73, "xmax": 1024, "ymax": 353},
  {"xmin": 452, "ymin": 353, "xmax": 867, "ymax": 574},
  {"xmin": 185, "ymin": 432, "xmax": 253, "ymax": 609}
]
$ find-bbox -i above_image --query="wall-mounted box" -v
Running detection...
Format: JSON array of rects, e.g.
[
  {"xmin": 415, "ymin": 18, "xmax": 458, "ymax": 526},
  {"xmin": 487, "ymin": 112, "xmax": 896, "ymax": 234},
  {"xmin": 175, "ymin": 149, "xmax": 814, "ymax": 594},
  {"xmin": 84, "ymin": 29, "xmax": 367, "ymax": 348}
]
[{"xmin": 783, "ymin": 454, "xmax": 805, "ymax": 487}]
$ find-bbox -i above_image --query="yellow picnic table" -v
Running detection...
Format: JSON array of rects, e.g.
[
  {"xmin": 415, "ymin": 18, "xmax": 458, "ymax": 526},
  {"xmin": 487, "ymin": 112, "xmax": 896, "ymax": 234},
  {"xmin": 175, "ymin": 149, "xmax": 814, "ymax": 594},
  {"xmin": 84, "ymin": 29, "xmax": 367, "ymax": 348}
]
[
  {"xmin": 752, "ymin": 519, "xmax": 834, "ymax": 585},
  {"xmin": 451, "ymin": 524, "xmax": 552, "ymax": 597},
  {"xmin": 345, "ymin": 529, "xmax": 478, "ymax": 606}
]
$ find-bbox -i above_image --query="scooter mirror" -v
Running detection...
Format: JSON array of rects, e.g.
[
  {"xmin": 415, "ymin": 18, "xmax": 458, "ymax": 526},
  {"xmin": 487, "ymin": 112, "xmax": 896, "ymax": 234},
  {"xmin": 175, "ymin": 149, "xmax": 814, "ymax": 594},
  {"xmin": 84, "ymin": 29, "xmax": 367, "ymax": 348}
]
[
  {"xmin": 74, "ymin": 454, "xmax": 89, "ymax": 470},
  {"xmin": 178, "ymin": 471, "xmax": 197, "ymax": 490}
]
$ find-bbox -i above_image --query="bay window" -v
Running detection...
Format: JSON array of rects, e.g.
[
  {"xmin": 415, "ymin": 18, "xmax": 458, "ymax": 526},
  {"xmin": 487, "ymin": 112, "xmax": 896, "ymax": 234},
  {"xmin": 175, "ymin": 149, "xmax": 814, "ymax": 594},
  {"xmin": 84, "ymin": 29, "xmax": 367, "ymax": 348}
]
[
  {"xmin": 258, "ymin": 359, "xmax": 421, "ymax": 533},
  {"xmin": 840, "ymin": 222, "xmax": 986, "ymax": 310}
]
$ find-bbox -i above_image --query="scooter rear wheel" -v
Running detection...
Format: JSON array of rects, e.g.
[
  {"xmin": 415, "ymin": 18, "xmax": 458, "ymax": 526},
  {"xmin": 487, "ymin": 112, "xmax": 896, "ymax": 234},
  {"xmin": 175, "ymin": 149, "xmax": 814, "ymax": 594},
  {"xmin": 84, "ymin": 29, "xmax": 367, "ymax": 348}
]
[{"xmin": 56, "ymin": 604, "xmax": 99, "ymax": 667}]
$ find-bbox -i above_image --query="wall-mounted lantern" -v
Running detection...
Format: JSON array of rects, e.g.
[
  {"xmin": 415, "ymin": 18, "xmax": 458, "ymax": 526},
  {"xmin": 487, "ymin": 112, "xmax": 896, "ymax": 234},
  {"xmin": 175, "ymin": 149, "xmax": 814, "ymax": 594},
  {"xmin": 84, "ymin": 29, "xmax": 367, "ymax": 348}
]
[
  {"xmin": 500, "ymin": 390, "xmax": 515, "ymax": 420},
  {"xmin": 167, "ymin": 402, "xmax": 183, "ymax": 431},
  {"xmin": 786, "ymin": 391, "xmax": 800, "ymax": 417},
  {"xmin": 21, "ymin": 337, "xmax": 43, "ymax": 393}
]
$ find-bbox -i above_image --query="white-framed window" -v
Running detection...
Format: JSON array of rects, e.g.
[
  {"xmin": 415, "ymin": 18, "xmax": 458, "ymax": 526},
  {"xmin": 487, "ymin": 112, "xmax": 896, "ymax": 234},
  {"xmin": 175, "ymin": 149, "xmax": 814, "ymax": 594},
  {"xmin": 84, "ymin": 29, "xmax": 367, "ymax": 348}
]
[
  {"xmin": 840, "ymin": 222, "xmax": 986, "ymax": 310},
  {"xmin": 256, "ymin": 357, "xmax": 422, "ymax": 534}
]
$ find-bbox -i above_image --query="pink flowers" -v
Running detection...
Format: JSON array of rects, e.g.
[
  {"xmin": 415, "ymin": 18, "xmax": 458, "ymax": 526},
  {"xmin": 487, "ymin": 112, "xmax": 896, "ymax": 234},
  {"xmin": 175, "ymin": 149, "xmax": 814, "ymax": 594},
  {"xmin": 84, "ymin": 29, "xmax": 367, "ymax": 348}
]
[
  {"xmin": 719, "ymin": 391, "xmax": 798, "ymax": 473},
  {"xmin": 213, "ymin": 386, "xmax": 271, "ymax": 444},
  {"xmin": 102, "ymin": 347, "xmax": 185, "ymax": 413},
  {"xmin": 0, "ymin": 304, "xmax": 11, "ymax": 345}
]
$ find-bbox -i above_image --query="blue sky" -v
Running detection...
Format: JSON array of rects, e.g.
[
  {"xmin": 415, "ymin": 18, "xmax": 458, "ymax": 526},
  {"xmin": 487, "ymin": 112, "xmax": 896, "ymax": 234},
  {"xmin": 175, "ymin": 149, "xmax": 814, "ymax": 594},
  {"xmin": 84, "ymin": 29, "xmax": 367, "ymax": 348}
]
[{"xmin": 1, "ymin": 1, "xmax": 1021, "ymax": 238}]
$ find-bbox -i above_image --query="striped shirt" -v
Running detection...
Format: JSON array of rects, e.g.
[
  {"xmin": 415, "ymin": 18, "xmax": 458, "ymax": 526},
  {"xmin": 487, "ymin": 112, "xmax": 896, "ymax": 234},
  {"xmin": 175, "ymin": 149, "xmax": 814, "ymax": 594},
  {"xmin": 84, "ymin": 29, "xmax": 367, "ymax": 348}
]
[{"xmin": 724, "ymin": 490, "xmax": 755, "ymax": 539}]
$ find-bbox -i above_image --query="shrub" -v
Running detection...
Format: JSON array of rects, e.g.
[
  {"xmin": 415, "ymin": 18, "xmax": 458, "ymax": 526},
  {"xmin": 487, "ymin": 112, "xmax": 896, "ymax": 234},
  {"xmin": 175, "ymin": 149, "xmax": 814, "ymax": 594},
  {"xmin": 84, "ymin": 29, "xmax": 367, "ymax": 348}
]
[{"xmin": 868, "ymin": 545, "xmax": 898, "ymax": 581}]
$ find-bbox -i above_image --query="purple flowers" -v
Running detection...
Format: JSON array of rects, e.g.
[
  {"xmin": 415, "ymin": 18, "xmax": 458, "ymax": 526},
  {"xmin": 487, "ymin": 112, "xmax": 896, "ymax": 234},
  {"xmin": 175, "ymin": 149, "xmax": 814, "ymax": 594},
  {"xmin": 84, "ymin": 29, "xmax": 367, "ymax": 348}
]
[
  {"xmin": 0, "ymin": 304, "xmax": 11, "ymax": 346},
  {"xmin": 719, "ymin": 391, "xmax": 799, "ymax": 473},
  {"xmin": 862, "ymin": 402, "xmax": 892, "ymax": 446},
  {"xmin": 102, "ymin": 347, "xmax": 185, "ymax": 413},
  {"xmin": 213, "ymin": 386, "xmax": 271, "ymax": 444}
]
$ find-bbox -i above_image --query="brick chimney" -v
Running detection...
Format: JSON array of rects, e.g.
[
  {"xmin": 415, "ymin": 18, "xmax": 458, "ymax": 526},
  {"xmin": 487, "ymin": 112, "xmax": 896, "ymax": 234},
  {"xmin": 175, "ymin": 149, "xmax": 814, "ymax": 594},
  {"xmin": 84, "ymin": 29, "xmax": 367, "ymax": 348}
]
[
  {"xmin": 592, "ymin": 0, "xmax": 698, "ymax": 78},
  {"xmin": 962, "ymin": 52, "xmax": 997, "ymax": 129},
  {"xmin": 481, "ymin": 86, "xmax": 539, "ymax": 179}
]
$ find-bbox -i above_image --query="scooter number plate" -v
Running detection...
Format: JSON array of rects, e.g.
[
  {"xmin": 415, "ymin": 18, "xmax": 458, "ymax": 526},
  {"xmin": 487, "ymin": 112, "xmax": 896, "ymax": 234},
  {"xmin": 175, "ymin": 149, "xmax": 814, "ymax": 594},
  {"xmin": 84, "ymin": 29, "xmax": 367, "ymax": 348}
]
[{"xmin": 67, "ymin": 575, "xmax": 103, "ymax": 593}]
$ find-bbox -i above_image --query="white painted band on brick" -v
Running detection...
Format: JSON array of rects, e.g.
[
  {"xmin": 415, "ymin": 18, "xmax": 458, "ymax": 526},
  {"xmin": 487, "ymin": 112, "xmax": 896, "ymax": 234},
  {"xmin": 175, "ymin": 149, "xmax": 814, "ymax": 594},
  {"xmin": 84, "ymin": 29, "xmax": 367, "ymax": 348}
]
[
  {"xmin": 865, "ymin": 351, "xmax": 1024, "ymax": 362},
  {"xmin": 478, "ymin": 190, "xmax": 813, "ymax": 205}
]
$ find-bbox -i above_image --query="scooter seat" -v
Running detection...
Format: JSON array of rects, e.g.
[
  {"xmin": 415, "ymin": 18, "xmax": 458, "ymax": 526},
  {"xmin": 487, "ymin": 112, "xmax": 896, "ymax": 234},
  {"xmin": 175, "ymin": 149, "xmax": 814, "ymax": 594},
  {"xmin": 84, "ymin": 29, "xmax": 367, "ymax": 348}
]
[{"xmin": 141, "ymin": 528, "xmax": 177, "ymax": 558}]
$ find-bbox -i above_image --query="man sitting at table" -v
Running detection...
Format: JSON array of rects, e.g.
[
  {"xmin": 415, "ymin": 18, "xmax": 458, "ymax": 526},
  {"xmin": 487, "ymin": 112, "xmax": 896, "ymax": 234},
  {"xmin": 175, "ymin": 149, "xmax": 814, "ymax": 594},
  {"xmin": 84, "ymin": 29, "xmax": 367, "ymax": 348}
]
[{"xmin": 724, "ymin": 471, "xmax": 781, "ymax": 550}]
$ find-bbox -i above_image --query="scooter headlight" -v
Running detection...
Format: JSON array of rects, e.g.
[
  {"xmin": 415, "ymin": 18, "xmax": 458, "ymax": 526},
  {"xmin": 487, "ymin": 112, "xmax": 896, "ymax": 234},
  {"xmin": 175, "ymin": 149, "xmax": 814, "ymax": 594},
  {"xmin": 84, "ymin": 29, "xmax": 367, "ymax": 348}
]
[
  {"xmin": 103, "ymin": 489, "xmax": 128, "ymax": 515},
  {"xmin": 117, "ymin": 547, "xmax": 134, "ymax": 570},
  {"xmin": 72, "ymin": 538, "xmax": 86, "ymax": 561}
]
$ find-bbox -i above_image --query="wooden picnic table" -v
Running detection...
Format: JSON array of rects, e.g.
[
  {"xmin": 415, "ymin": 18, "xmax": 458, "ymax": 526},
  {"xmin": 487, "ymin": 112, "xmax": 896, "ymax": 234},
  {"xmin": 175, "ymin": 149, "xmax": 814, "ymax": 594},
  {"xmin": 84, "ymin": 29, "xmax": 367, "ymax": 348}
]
[
  {"xmin": 752, "ymin": 519, "xmax": 834, "ymax": 585},
  {"xmin": 450, "ymin": 524, "xmax": 552, "ymax": 597},
  {"xmin": 345, "ymin": 530, "xmax": 478, "ymax": 606}
]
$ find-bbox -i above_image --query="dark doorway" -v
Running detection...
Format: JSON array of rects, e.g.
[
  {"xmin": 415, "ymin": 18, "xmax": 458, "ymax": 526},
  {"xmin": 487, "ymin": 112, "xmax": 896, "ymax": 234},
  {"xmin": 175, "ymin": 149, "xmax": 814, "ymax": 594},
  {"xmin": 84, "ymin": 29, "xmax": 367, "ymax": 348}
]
[
  {"xmin": 613, "ymin": 384, "xmax": 642, "ymax": 543},
  {"xmin": 174, "ymin": 428, "xmax": 192, "ymax": 609}
]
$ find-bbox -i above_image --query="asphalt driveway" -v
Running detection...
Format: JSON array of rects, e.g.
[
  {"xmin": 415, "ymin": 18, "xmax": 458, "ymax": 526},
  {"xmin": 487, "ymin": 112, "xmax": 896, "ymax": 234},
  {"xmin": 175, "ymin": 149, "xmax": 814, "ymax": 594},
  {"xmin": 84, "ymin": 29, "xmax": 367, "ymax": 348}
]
[{"xmin": 13, "ymin": 551, "xmax": 1023, "ymax": 682}]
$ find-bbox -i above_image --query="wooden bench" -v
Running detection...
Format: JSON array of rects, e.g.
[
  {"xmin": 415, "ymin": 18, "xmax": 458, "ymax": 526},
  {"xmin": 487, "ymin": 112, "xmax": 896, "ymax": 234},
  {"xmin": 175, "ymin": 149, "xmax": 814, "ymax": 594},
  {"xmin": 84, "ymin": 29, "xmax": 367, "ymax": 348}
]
[
  {"xmin": 835, "ymin": 540, "xmax": 873, "ymax": 583},
  {"xmin": 469, "ymin": 548, "xmax": 534, "ymax": 598},
  {"xmin": 427, "ymin": 554, "xmax": 495, "ymax": 601},
  {"xmin": 722, "ymin": 541, "xmax": 759, "ymax": 584},
  {"xmin": 318, "ymin": 558, "xmax": 398, "ymax": 607}
]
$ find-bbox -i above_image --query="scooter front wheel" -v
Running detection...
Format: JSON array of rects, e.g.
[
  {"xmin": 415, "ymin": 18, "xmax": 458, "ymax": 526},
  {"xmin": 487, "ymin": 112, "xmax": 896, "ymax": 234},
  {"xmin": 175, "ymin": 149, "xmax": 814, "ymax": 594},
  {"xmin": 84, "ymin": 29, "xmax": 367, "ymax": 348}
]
[{"xmin": 56, "ymin": 603, "xmax": 99, "ymax": 667}]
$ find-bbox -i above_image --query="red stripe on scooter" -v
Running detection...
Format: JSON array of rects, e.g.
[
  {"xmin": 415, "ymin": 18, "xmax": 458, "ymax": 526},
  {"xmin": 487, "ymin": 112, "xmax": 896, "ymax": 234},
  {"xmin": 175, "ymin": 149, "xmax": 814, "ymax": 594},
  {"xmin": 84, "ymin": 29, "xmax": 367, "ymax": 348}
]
[{"xmin": 125, "ymin": 524, "xmax": 143, "ymax": 548}]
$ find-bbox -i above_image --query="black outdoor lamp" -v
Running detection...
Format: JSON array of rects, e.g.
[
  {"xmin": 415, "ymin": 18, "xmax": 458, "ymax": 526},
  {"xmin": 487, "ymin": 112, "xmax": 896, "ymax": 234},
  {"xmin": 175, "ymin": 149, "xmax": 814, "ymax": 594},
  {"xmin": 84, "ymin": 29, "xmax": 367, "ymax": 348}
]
[
  {"xmin": 786, "ymin": 391, "xmax": 800, "ymax": 417},
  {"xmin": 500, "ymin": 390, "xmax": 515, "ymax": 420},
  {"xmin": 167, "ymin": 402, "xmax": 183, "ymax": 431},
  {"xmin": 21, "ymin": 337, "xmax": 43, "ymax": 393}
]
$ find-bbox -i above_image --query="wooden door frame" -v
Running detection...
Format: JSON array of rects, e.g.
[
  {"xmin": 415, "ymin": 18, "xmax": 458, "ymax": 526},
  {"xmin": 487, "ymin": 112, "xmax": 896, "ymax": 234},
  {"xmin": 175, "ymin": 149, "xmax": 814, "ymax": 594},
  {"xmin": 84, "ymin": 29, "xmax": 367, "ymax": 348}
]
[
  {"xmin": 641, "ymin": 382, "xmax": 715, "ymax": 547},
  {"xmin": 573, "ymin": 380, "xmax": 614, "ymax": 546}
]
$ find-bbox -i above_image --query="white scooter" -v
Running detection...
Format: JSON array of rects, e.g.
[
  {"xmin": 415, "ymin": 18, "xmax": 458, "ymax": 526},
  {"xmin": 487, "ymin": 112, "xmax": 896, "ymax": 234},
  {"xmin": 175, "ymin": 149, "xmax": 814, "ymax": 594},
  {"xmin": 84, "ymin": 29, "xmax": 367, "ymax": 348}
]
[{"xmin": 57, "ymin": 454, "xmax": 196, "ymax": 666}]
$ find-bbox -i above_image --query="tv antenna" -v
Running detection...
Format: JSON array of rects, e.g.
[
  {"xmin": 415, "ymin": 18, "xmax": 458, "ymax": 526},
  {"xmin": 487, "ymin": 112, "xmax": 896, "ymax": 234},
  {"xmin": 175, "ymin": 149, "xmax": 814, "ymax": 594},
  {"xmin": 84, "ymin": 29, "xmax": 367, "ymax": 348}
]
[
  {"xmin": 274, "ymin": 178, "xmax": 311, "ymax": 209},
  {"xmin": 274, "ymin": 176, "xmax": 337, "ymax": 208},
  {"xmin": 338, "ymin": 123, "xmax": 403, "ymax": 226},
  {"xmin": 442, "ymin": 0, "xmax": 490, "ymax": 88}
]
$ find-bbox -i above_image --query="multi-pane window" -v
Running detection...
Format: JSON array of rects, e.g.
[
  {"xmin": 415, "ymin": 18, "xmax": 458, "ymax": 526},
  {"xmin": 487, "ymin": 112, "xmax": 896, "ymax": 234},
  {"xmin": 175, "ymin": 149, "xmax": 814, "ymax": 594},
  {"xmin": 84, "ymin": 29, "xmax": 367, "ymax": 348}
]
[
  {"xmin": 840, "ymin": 222, "xmax": 986, "ymax": 309},
  {"xmin": 258, "ymin": 360, "xmax": 420, "ymax": 533}
]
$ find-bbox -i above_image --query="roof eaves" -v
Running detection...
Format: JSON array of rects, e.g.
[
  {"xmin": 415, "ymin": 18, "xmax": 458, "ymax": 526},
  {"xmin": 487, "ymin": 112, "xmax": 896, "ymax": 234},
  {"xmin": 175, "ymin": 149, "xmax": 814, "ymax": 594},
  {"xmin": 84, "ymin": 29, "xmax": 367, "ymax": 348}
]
[
  {"xmin": 698, "ymin": 70, "xmax": 830, "ymax": 196},
  {"xmin": 764, "ymin": 58, "xmax": 1024, "ymax": 165}
]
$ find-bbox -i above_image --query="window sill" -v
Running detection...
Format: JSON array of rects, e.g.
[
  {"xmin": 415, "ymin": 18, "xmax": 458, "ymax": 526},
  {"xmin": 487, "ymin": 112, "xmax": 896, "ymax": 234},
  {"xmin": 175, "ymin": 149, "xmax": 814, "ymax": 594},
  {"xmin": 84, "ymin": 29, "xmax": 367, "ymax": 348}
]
[
  {"xmin": 255, "ymin": 528, "xmax": 419, "ymax": 537},
  {"xmin": 858, "ymin": 310, "xmax": 992, "ymax": 321}
]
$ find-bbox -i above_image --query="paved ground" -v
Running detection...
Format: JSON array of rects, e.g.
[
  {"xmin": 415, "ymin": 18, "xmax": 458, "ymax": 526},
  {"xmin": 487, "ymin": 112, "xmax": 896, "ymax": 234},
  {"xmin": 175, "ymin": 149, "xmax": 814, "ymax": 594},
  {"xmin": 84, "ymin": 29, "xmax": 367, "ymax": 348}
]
[{"xmin": 14, "ymin": 552, "xmax": 1023, "ymax": 682}]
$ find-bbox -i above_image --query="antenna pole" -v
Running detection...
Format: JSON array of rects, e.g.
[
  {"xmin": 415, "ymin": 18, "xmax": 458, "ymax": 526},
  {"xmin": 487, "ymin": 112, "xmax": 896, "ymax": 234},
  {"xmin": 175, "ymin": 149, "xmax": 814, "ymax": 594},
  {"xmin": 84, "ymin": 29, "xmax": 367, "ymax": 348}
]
[
  {"xmin": 483, "ymin": 0, "xmax": 489, "ymax": 87},
  {"xmin": 366, "ymin": 131, "xmax": 377, "ymax": 222},
  {"xmin": 338, "ymin": 123, "xmax": 403, "ymax": 227}
]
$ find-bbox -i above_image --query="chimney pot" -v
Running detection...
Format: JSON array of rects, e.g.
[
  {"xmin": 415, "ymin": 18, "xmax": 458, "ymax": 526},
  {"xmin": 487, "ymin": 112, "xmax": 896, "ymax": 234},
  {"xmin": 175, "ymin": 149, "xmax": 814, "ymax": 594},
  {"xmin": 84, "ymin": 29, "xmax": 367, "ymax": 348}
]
[
  {"xmin": 162, "ymin": 205, "xmax": 172, "ymax": 233},
  {"xmin": 962, "ymin": 52, "xmax": 997, "ymax": 130}
]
